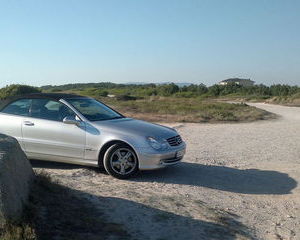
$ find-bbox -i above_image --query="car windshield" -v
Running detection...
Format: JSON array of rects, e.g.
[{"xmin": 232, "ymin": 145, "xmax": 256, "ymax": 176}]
[{"xmin": 66, "ymin": 98, "xmax": 123, "ymax": 121}]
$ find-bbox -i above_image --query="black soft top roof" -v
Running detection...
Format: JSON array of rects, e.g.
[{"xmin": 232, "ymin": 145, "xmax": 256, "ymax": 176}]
[
  {"xmin": 0, "ymin": 93, "xmax": 86, "ymax": 110},
  {"xmin": 16, "ymin": 93, "xmax": 84, "ymax": 100},
  {"xmin": 4, "ymin": 92, "xmax": 85, "ymax": 101}
]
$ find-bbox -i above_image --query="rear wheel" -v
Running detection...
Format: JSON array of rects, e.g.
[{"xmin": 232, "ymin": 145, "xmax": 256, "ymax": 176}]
[{"xmin": 103, "ymin": 143, "xmax": 139, "ymax": 179}]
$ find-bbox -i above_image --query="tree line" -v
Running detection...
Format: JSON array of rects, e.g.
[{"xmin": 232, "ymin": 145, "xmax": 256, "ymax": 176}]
[{"xmin": 0, "ymin": 83, "xmax": 299, "ymax": 99}]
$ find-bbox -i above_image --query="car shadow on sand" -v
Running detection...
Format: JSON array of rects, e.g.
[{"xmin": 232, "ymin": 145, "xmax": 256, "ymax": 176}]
[
  {"xmin": 134, "ymin": 162, "xmax": 297, "ymax": 195},
  {"xmin": 30, "ymin": 160, "xmax": 297, "ymax": 195},
  {"xmin": 31, "ymin": 174, "xmax": 255, "ymax": 240}
]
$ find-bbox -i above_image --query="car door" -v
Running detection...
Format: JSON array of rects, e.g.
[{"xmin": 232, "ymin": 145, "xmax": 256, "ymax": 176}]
[
  {"xmin": 22, "ymin": 98, "xmax": 86, "ymax": 161},
  {"xmin": 0, "ymin": 98, "xmax": 32, "ymax": 150}
]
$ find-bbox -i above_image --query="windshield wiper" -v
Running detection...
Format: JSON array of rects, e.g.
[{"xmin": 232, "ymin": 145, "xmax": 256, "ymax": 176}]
[
  {"xmin": 106, "ymin": 116, "xmax": 124, "ymax": 120},
  {"xmin": 90, "ymin": 116, "xmax": 125, "ymax": 121}
]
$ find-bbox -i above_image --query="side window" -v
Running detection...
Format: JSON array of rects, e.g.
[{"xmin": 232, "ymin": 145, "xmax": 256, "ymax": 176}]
[
  {"xmin": 30, "ymin": 99, "xmax": 76, "ymax": 121},
  {"xmin": 1, "ymin": 99, "xmax": 31, "ymax": 116}
]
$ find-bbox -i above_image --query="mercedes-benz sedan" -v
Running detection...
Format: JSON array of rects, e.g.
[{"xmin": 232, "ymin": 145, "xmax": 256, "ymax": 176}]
[{"xmin": 0, "ymin": 93, "xmax": 186, "ymax": 178}]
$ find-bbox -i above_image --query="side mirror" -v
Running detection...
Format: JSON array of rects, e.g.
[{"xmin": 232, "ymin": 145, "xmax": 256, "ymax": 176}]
[{"xmin": 63, "ymin": 116, "xmax": 81, "ymax": 126}]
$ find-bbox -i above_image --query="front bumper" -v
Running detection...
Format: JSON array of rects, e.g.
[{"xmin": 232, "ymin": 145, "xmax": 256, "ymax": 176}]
[{"xmin": 136, "ymin": 142, "xmax": 186, "ymax": 170}]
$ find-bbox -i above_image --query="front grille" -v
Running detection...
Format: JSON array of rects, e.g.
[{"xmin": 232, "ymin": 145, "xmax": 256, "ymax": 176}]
[{"xmin": 167, "ymin": 135, "xmax": 183, "ymax": 146}]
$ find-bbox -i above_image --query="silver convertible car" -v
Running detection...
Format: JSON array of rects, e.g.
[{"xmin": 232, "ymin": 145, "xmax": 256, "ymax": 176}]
[{"xmin": 0, "ymin": 93, "xmax": 186, "ymax": 178}]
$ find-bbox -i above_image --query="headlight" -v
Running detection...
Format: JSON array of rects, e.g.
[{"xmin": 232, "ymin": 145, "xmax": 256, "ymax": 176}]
[{"xmin": 147, "ymin": 136, "xmax": 168, "ymax": 150}]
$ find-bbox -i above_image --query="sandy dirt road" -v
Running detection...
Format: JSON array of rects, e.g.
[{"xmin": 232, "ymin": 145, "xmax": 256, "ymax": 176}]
[{"xmin": 33, "ymin": 103, "xmax": 300, "ymax": 240}]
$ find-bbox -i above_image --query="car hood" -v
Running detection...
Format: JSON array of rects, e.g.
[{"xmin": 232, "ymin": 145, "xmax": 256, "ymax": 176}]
[{"xmin": 92, "ymin": 118, "xmax": 177, "ymax": 139}]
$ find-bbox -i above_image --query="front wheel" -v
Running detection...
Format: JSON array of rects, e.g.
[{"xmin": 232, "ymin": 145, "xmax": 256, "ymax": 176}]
[{"xmin": 103, "ymin": 143, "xmax": 139, "ymax": 179}]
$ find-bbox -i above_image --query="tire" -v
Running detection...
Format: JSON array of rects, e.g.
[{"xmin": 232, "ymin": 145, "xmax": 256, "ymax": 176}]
[{"xmin": 103, "ymin": 143, "xmax": 139, "ymax": 179}]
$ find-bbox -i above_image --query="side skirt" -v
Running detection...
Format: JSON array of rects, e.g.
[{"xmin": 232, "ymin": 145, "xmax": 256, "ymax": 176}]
[{"xmin": 26, "ymin": 152, "xmax": 99, "ymax": 167}]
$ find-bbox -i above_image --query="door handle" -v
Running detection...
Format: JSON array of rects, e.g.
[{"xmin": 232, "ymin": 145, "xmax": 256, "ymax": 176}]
[{"xmin": 23, "ymin": 121, "xmax": 34, "ymax": 126}]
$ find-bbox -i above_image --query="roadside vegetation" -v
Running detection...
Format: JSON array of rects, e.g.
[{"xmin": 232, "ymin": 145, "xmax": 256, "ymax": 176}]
[
  {"xmin": 0, "ymin": 172, "xmax": 129, "ymax": 240},
  {"xmin": 0, "ymin": 84, "xmax": 41, "ymax": 99},
  {"xmin": 1, "ymin": 81, "xmax": 299, "ymax": 122},
  {"xmin": 264, "ymin": 92, "xmax": 300, "ymax": 106},
  {"xmin": 99, "ymin": 97, "xmax": 274, "ymax": 122},
  {"xmin": 40, "ymin": 81, "xmax": 300, "ymax": 101}
]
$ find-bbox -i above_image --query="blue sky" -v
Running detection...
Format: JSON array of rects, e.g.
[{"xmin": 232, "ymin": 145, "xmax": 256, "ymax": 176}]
[{"xmin": 0, "ymin": 0, "xmax": 299, "ymax": 87}]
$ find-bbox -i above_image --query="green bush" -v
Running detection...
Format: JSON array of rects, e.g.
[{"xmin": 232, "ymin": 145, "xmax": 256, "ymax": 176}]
[
  {"xmin": 0, "ymin": 85, "xmax": 41, "ymax": 99},
  {"xmin": 116, "ymin": 95, "xmax": 137, "ymax": 101},
  {"xmin": 157, "ymin": 83, "xmax": 180, "ymax": 96},
  {"xmin": 174, "ymin": 92, "xmax": 197, "ymax": 98}
]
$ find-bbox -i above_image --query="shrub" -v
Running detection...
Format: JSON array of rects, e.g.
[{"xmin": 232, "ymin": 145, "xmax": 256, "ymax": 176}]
[
  {"xmin": 116, "ymin": 95, "xmax": 137, "ymax": 101},
  {"xmin": 0, "ymin": 85, "xmax": 41, "ymax": 99},
  {"xmin": 157, "ymin": 83, "xmax": 180, "ymax": 96},
  {"xmin": 98, "ymin": 90, "xmax": 109, "ymax": 97}
]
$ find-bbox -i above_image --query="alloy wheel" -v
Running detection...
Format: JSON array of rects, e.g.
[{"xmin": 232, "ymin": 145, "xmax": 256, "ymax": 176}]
[{"xmin": 109, "ymin": 148, "xmax": 137, "ymax": 175}]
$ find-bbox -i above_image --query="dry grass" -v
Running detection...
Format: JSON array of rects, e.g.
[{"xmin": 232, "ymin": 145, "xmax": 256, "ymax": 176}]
[
  {"xmin": 0, "ymin": 223, "xmax": 35, "ymax": 240},
  {"xmin": 100, "ymin": 97, "xmax": 275, "ymax": 123},
  {"xmin": 265, "ymin": 93, "xmax": 300, "ymax": 107}
]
